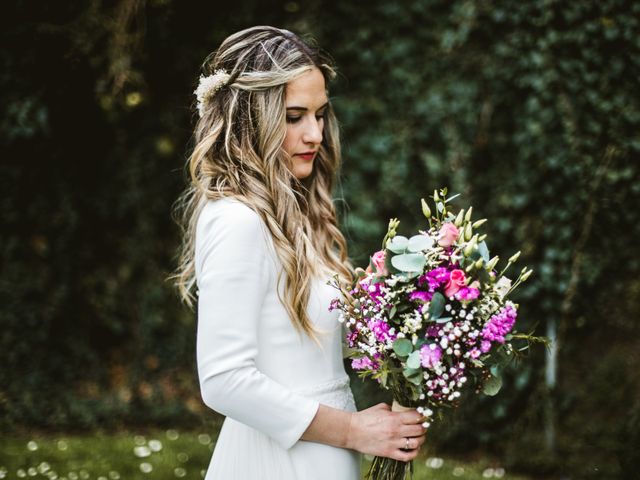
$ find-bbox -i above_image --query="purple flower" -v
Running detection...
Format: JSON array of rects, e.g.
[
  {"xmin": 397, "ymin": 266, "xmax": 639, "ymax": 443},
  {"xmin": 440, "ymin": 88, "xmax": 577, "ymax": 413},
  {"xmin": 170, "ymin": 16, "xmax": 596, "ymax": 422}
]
[
  {"xmin": 418, "ymin": 267, "xmax": 450, "ymax": 291},
  {"xmin": 328, "ymin": 298, "xmax": 341, "ymax": 312},
  {"xmin": 480, "ymin": 339, "xmax": 492, "ymax": 353},
  {"xmin": 352, "ymin": 356, "xmax": 378, "ymax": 371},
  {"xmin": 368, "ymin": 319, "xmax": 396, "ymax": 343},
  {"xmin": 346, "ymin": 330, "xmax": 358, "ymax": 348},
  {"xmin": 420, "ymin": 343, "xmax": 443, "ymax": 368},
  {"xmin": 481, "ymin": 303, "xmax": 517, "ymax": 346}
]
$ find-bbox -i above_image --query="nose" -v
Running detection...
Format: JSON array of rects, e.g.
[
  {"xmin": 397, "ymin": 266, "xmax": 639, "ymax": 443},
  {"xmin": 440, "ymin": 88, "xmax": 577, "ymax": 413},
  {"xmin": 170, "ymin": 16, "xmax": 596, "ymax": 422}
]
[{"xmin": 302, "ymin": 117, "xmax": 323, "ymax": 145}]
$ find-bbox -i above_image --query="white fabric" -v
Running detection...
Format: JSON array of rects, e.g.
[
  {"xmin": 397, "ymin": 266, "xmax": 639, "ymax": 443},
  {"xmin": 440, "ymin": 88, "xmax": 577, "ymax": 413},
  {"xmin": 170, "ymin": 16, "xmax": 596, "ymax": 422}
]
[{"xmin": 195, "ymin": 197, "xmax": 361, "ymax": 480}]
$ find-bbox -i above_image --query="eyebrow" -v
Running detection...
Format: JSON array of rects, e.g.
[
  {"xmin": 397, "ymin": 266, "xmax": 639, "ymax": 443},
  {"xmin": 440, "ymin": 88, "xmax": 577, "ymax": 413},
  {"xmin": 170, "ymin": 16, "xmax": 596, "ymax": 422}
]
[{"xmin": 286, "ymin": 101, "xmax": 329, "ymax": 111}]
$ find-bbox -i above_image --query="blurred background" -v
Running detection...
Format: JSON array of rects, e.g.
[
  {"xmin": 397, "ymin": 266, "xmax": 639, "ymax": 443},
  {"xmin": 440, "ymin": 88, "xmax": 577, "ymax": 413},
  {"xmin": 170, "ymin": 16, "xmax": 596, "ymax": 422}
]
[{"xmin": 1, "ymin": 0, "xmax": 639, "ymax": 479}]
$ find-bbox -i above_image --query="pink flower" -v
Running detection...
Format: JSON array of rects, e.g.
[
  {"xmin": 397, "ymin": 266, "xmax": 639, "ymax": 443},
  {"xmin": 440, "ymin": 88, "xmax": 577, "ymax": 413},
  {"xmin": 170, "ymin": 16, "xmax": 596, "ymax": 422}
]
[
  {"xmin": 444, "ymin": 269, "xmax": 466, "ymax": 298},
  {"xmin": 420, "ymin": 343, "xmax": 443, "ymax": 368},
  {"xmin": 371, "ymin": 250, "xmax": 388, "ymax": 275},
  {"xmin": 438, "ymin": 222, "xmax": 459, "ymax": 248}
]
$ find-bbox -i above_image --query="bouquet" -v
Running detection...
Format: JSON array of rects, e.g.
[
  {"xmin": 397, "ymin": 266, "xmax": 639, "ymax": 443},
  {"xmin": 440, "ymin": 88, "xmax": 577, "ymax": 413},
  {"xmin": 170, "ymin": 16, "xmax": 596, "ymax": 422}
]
[{"xmin": 328, "ymin": 188, "xmax": 546, "ymax": 480}]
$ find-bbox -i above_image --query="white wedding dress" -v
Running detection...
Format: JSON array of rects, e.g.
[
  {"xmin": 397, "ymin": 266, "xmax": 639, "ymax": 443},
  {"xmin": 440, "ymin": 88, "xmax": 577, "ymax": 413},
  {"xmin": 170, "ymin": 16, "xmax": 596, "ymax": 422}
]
[{"xmin": 195, "ymin": 197, "xmax": 361, "ymax": 480}]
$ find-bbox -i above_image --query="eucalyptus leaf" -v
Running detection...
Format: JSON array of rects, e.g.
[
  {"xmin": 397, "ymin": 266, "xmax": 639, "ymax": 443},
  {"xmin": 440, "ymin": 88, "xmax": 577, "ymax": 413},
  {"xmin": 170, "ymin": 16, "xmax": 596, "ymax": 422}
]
[
  {"xmin": 393, "ymin": 338, "xmax": 413, "ymax": 357},
  {"xmin": 478, "ymin": 241, "xmax": 490, "ymax": 262},
  {"xmin": 387, "ymin": 235, "xmax": 409, "ymax": 254},
  {"xmin": 427, "ymin": 292, "xmax": 445, "ymax": 319},
  {"xmin": 403, "ymin": 366, "xmax": 421, "ymax": 378},
  {"xmin": 391, "ymin": 253, "xmax": 426, "ymax": 272},
  {"xmin": 435, "ymin": 316, "xmax": 453, "ymax": 324},
  {"xmin": 483, "ymin": 374, "xmax": 503, "ymax": 396},
  {"xmin": 407, "ymin": 350, "xmax": 422, "ymax": 369},
  {"xmin": 407, "ymin": 234, "xmax": 434, "ymax": 252}
]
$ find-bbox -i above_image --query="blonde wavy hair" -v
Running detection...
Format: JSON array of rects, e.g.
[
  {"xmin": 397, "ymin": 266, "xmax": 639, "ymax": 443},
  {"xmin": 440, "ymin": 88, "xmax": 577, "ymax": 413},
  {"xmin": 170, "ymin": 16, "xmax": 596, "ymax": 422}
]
[{"xmin": 169, "ymin": 26, "xmax": 354, "ymax": 339}]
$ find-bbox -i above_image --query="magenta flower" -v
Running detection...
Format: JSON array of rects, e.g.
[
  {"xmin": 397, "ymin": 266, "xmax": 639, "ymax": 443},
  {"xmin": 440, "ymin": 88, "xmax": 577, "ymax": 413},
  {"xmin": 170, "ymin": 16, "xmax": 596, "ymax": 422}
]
[
  {"xmin": 409, "ymin": 290, "xmax": 433, "ymax": 303},
  {"xmin": 455, "ymin": 286, "xmax": 480, "ymax": 302},
  {"xmin": 420, "ymin": 343, "xmax": 443, "ymax": 368}
]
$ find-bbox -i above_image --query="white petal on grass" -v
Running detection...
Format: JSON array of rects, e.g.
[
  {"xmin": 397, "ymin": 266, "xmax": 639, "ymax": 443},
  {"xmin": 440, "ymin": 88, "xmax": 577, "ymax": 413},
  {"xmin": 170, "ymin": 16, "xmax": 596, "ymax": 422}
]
[
  {"xmin": 134, "ymin": 435, "xmax": 146, "ymax": 446},
  {"xmin": 200, "ymin": 470, "xmax": 206, "ymax": 478},
  {"xmin": 68, "ymin": 472, "xmax": 78, "ymax": 480},
  {"xmin": 197, "ymin": 434, "xmax": 211, "ymax": 445},
  {"xmin": 453, "ymin": 466, "xmax": 465, "ymax": 476},
  {"xmin": 57, "ymin": 440, "xmax": 68, "ymax": 451},
  {"xmin": 108, "ymin": 471, "xmax": 120, "ymax": 480},
  {"xmin": 98, "ymin": 477, "xmax": 107, "ymax": 480},
  {"xmin": 139, "ymin": 463, "xmax": 153, "ymax": 474},
  {"xmin": 166, "ymin": 429, "xmax": 179, "ymax": 440},
  {"xmin": 494, "ymin": 468, "xmax": 506, "ymax": 478},
  {"xmin": 38, "ymin": 462, "xmax": 51, "ymax": 474},
  {"xmin": 79, "ymin": 469, "xmax": 90, "ymax": 479},
  {"xmin": 483, "ymin": 468, "xmax": 495, "ymax": 478},
  {"xmin": 134, "ymin": 446, "xmax": 151, "ymax": 458},
  {"xmin": 148, "ymin": 439, "xmax": 162, "ymax": 452},
  {"xmin": 28, "ymin": 466, "xmax": 37, "ymax": 476},
  {"xmin": 177, "ymin": 453, "xmax": 189, "ymax": 463},
  {"xmin": 17, "ymin": 469, "xmax": 26, "ymax": 478},
  {"xmin": 425, "ymin": 457, "xmax": 444, "ymax": 469},
  {"xmin": 174, "ymin": 468, "xmax": 186, "ymax": 478},
  {"xmin": 27, "ymin": 441, "xmax": 38, "ymax": 451},
  {"xmin": 0, "ymin": 467, "xmax": 7, "ymax": 479}
]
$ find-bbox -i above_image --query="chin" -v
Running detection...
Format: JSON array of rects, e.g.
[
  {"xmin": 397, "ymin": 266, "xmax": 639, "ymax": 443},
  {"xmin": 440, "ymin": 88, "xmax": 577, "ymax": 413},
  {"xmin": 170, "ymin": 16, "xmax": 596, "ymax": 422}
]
[{"xmin": 294, "ymin": 167, "xmax": 314, "ymax": 180}]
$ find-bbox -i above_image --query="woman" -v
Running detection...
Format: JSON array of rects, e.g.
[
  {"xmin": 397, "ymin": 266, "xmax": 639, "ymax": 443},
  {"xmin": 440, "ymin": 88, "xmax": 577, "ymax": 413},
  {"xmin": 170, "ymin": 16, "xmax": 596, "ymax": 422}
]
[{"xmin": 172, "ymin": 26, "xmax": 427, "ymax": 479}]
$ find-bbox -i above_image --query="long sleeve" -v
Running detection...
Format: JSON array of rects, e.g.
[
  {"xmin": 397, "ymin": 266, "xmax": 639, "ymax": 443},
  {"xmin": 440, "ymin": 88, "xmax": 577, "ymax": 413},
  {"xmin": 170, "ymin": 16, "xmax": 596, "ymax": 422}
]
[{"xmin": 194, "ymin": 199, "xmax": 320, "ymax": 450}]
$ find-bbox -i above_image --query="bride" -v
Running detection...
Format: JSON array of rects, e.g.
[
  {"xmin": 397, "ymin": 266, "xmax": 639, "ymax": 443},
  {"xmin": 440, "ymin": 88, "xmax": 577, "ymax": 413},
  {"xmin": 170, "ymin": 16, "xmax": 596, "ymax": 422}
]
[{"xmin": 171, "ymin": 25, "xmax": 427, "ymax": 479}]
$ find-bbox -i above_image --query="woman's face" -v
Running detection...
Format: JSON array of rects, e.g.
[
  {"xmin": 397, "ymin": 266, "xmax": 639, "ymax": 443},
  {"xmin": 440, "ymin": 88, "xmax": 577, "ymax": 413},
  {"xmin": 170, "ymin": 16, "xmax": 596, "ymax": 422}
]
[{"xmin": 282, "ymin": 67, "xmax": 328, "ymax": 180}]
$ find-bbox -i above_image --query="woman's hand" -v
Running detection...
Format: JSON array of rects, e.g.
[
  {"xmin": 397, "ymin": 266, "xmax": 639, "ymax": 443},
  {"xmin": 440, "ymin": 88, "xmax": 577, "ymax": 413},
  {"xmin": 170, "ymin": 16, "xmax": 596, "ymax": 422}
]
[{"xmin": 346, "ymin": 402, "xmax": 427, "ymax": 462}]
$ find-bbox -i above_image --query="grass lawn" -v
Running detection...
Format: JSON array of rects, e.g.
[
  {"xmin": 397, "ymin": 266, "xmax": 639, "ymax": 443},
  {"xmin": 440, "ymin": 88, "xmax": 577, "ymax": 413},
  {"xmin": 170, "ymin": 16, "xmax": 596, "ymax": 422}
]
[{"xmin": 0, "ymin": 428, "xmax": 532, "ymax": 479}]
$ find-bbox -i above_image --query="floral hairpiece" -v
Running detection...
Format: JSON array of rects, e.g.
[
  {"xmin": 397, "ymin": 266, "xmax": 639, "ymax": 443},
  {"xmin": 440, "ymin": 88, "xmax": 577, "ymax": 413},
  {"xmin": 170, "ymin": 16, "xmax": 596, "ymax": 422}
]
[{"xmin": 193, "ymin": 68, "xmax": 230, "ymax": 117}]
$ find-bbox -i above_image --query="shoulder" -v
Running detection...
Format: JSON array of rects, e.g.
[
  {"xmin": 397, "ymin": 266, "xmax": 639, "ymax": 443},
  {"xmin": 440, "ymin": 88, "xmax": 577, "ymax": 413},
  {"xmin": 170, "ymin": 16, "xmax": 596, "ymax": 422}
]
[{"xmin": 196, "ymin": 197, "xmax": 269, "ymax": 248}]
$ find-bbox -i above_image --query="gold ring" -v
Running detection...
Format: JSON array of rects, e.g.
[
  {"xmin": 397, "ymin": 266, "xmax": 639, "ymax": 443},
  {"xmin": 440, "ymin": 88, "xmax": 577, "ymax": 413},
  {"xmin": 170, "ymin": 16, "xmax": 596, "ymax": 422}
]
[{"xmin": 405, "ymin": 437, "xmax": 410, "ymax": 450}]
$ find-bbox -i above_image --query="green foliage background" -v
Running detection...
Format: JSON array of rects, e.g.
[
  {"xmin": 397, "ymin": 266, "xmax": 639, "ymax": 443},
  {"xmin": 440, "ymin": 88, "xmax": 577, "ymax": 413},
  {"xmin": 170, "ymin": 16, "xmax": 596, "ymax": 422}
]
[{"xmin": 2, "ymin": 1, "xmax": 638, "ymax": 478}]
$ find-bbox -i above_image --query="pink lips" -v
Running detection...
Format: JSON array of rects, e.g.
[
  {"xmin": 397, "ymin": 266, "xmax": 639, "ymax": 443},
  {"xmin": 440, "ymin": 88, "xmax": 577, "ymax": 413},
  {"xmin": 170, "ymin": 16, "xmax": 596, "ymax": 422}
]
[{"xmin": 295, "ymin": 152, "xmax": 316, "ymax": 161}]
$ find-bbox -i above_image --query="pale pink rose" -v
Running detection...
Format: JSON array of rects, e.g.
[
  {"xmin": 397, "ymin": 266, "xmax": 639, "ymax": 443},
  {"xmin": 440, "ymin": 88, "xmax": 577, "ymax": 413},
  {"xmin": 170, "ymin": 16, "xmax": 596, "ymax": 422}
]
[
  {"xmin": 371, "ymin": 250, "xmax": 388, "ymax": 275},
  {"xmin": 444, "ymin": 269, "xmax": 466, "ymax": 298},
  {"xmin": 438, "ymin": 222, "xmax": 459, "ymax": 248}
]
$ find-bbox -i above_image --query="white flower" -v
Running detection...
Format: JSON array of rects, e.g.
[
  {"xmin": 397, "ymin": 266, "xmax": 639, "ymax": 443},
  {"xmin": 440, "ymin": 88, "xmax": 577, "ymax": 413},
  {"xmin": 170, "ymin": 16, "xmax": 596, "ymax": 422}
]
[
  {"xmin": 495, "ymin": 276, "xmax": 512, "ymax": 299},
  {"xmin": 194, "ymin": 69, "xmax": 231, "ymax": 117}
]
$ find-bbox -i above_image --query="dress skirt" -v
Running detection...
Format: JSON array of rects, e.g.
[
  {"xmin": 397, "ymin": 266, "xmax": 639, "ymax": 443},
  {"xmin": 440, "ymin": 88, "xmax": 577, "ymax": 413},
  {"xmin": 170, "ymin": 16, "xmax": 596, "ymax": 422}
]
[{"xmin": 204, "ymin": 376, "xmax": 361, "ymax": 480}]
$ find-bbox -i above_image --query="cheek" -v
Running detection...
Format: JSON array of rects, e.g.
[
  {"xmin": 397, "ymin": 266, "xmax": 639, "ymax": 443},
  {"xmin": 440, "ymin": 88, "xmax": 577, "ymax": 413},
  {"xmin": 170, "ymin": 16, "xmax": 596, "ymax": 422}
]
[{"xmin": 283, "ymin": 125, "xmax": 298, "ymax": 155}]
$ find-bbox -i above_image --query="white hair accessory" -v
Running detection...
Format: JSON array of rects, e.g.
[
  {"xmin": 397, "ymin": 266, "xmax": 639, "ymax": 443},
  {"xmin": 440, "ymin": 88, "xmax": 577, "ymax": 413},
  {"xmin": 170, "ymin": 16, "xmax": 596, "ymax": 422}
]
[{"xmin": 194, "ymin": 68, "xmax": 230, "ymax": 117}]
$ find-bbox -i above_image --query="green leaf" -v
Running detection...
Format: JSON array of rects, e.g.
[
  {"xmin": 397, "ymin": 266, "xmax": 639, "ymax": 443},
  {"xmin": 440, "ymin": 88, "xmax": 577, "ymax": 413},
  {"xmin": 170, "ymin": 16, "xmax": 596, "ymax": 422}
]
[
  {"xmin": 387, "ymin": 235, "xmax": 409, "ymax": 254},
  {"xmin": 407, "ymin": 234, "xmax": 434, "ymax": 252},
  {"xmin": 391, "ymin": 253, "xmax": 426, "ymax": 272},
  {"xmin": 407, "ymin": 350, "xmax": 422, "ymax": 369},
  {"xmin": 427, "ymin": 292, "xmax": 445, "ymax": 319},
  {"xmin": 393, "ymin": 338, "xmax": 413, "ymax": 357},
  {"xmin": 483, "ymin": 374, "xmax": 503, "ymax": 396}
]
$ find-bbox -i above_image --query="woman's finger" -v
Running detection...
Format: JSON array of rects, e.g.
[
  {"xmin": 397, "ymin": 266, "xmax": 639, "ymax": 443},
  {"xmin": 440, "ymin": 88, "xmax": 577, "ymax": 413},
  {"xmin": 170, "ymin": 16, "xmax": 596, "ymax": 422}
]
[
  {"xmin": 399, "ymin": 423, "xmax": 427, "ymax": 438},
  {"xmin": 399, "ymin": 411, "xmax": 426, "ymax": 424}
]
